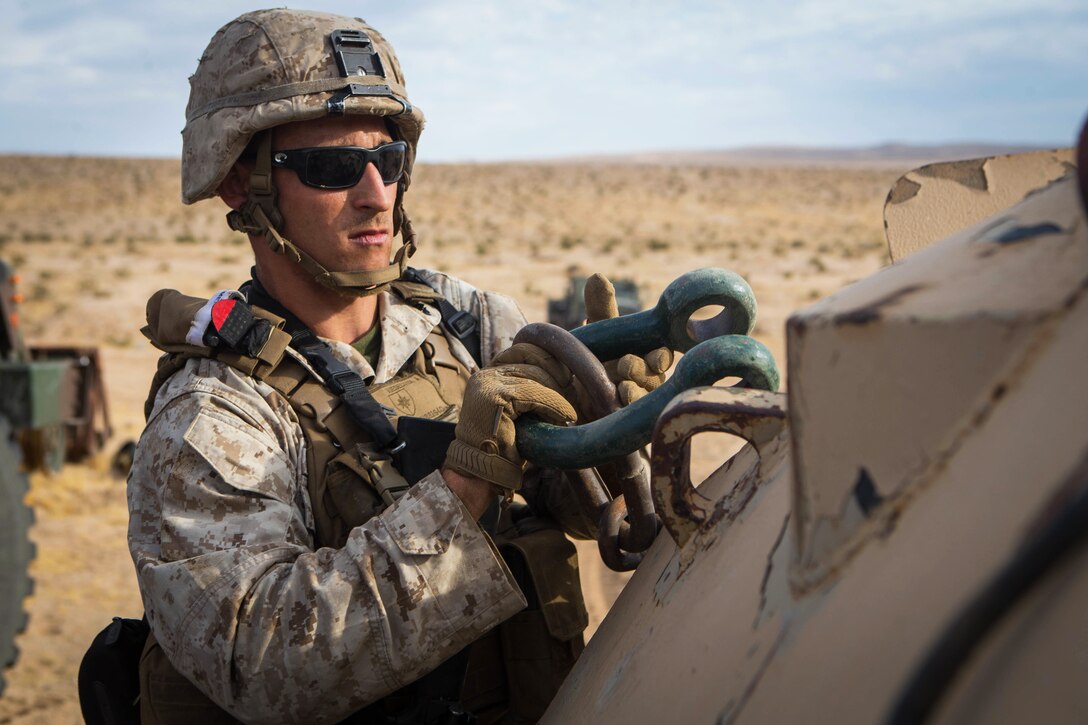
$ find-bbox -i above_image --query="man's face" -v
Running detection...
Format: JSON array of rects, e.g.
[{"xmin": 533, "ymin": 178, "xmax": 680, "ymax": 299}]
[{"xmin": 271, "ymin": 115, "xmax": 398, "ymax": 274}]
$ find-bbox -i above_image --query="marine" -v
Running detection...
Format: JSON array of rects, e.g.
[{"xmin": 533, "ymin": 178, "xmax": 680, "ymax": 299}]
[{"xmin": 123, "ymin": 9, "xmax": 669, "ymax": 725}]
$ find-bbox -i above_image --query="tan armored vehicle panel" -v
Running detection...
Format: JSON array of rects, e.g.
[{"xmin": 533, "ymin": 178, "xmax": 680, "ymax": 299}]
[
  {"xmin": 884, "ymin": 148, "xmax": 1075, "ymax": 260},
  {"xmin": 545, "ymin": 147, "xmax": 1088, "ymax": 721}
]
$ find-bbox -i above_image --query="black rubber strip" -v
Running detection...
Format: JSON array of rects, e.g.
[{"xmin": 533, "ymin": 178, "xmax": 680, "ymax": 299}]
[{"xmin": 887, "ymin": 448, "xmax": 1088, "ymax": 724}]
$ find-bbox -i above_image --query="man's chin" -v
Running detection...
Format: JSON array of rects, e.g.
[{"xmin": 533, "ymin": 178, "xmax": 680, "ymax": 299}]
[{"xmin": 337, "ymin": 245, "xmax": 394, "ymax": 272}]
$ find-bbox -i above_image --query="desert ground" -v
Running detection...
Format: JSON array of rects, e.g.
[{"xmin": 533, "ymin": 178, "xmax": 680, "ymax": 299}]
[{"xmin": 0, "ymin": 154, "xmax": 905, "ymax": 723}]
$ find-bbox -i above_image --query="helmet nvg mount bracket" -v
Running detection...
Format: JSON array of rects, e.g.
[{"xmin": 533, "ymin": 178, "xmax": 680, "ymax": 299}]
[{"xmin": 182, "ymin": 9, "xmax": 426, "ymax": 296}]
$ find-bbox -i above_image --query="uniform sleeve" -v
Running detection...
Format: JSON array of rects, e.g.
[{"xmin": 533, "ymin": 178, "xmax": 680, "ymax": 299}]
[{"xmin": 127, "ymin": 364, "xmax": 526, "ymax": 724}]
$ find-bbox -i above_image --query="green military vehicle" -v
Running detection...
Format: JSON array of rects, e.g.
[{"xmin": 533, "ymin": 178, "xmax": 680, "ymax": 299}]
[
  {"xmin": 547, "ymin": 273, "xmax": 642, "ymax": 330},
  {"xmin": 0, "ymin": 259, "xmax": 111, "ymax": 695}
]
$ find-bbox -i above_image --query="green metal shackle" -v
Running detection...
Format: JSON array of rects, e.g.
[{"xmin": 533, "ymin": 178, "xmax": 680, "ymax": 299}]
[
  {"xmin": 516, "ymin": 334, "xmax": 780, "ymax": 470},
  {"xmin": 569, "ymin": 267, "xmax": 757, "ymax": 360}
]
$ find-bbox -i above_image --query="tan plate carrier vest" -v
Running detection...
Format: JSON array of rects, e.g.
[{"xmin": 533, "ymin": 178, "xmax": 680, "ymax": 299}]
[{"xmin": 137, "ymin": 283, "xmax": 587, "ymax": 725}]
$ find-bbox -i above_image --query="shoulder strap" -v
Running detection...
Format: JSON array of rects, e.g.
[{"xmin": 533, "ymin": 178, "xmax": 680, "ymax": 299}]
[
  {"xmin": 400, "ymin": 267, "xmax": 483, "ymax": 367},
  {"xmin": 236, "ymin": 278, "xmax": 404, "ymax": 454}
]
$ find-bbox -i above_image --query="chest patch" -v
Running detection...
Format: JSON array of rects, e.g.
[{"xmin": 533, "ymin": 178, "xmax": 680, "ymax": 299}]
[{"xmin": 371, "ymin": 372, "xmax": 458, "ymax": 422}]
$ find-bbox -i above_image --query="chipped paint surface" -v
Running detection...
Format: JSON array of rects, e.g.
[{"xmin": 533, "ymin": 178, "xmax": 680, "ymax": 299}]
[
  {"xmin": 829, "ymin": 284, "xmax": 926, "ymax": 326},
  {"xmin": 789, "ymin": 174, "xmax": 1088, "ymax": 589},
  {"xmin": 884, "ymin": 148, "xmax": 1075, "ymax": 261},
  {"xmin": 651, "ymin": 387, "xmax": 788, "ymax": 550},
  {"xmin": 887, "ymin": 176, "xmax": 922, "ymax": 205},
  {"xmin": 545, "ymin": 147, "xmax": 1088, "ymax": 724},
  {"xmin": 983, "ymin": 220, "xmax": 1064, "ymax": 245},
  {"xmin": 916, "ymin": 157, "xmax": 989, "ymax": 191}
]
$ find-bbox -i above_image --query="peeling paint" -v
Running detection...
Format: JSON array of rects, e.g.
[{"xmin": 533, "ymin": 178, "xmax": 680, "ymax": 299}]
[
  {"xmin": 707, "ymin": 454, "xmax": 763, "ymax": 533},
  {"xmin": 792, "ymin": 259, "xmax": 1085, "ymax": 594},
  {"xmin": 756, "ymin": 513, "xmax": 791, "ymax": 628},
  {"xmin": 653, "ymin": 555, "xmax": 681, "ymax": 606},
  {"xmin": 546, "ymin": 137, "xmax": 1088, "ymax": 725},
  {"xmin": 652, "ymin": 389, "xmax": 787, "ymax": 550},
  {"xmin": 853, "ymin": 468, "xmax": 883, "ymax": 516},
  {"xmin": 831, "ymin": 285, "xmax": 927, "ymax": 326},
  {"xmin": 887, "ymin": 177, "xmax": 922, "ymax": 205},
  {"xmin": 917, "ymin": 158, "xmax": 989, "ymax": 192},
  {"xmin": 994, "ymin": 222, "xmax": 1064, "ymax": 244}
]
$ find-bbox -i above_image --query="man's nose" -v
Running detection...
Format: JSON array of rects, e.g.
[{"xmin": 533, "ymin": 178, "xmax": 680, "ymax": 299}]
[{"xmin": 349, "ymin": 161, "xmax": 395, "ymax": 212}]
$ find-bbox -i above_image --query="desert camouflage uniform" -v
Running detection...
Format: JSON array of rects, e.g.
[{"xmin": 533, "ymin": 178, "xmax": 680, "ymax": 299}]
[{"xmin": 128, "ymin": 270, "xmax": 530, "ymax": 724}]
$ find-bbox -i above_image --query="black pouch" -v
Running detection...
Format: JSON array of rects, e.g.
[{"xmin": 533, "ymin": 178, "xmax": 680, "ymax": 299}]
[
  {"xmin": 78, "ymin": 616, "xmax": 150, "ymax": 725},
  {"xmin": 394, "ymin": 416, "xmax": 457, "ymax": 485}
]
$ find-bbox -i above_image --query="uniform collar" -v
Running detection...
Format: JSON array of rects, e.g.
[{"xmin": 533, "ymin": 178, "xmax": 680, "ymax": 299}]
[{"xmin": 321, "ymin": 290, "xmax": 441, "ymax": 385}]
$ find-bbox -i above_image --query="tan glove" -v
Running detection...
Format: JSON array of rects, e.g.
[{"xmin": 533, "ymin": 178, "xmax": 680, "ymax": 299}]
[
  {"xmin": 489, "ymin": 341, "xmax": 595, "ymax": 415},
  {"xmin": 584, "ymin": 273, "xmax": 673, "ymax": 405},
  {"xmin": 444, "ymin": 363, "xmax": 578, "ymax": 491}
]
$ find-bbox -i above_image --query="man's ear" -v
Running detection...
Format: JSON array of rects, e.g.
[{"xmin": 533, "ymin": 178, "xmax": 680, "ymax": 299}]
[{"xmin": 218, "ymin": 162, "xmax": 252, "ymax": 210}]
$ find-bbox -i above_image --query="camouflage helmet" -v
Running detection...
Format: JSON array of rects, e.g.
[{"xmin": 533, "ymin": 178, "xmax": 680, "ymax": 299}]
[{"xmin": 182, "ymin": 8, "xmax": 426, "ymax": 294}]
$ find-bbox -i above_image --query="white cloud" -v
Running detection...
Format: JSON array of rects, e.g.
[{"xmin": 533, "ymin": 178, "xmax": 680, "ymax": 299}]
[{"xmin": 0, "ymin": 0, "xmax": 1083, "ymax": 158}]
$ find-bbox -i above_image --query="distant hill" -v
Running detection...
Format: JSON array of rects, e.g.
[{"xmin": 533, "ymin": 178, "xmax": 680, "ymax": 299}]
[{"xmin": 556, "ymin": 143, "xmax": 1062, "ymax": 168}]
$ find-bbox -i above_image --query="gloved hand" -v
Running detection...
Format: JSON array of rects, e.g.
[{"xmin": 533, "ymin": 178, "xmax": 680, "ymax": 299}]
[
  {"xmin": 584, "ymin": 273, "xmax": 673, "ymax": 405},
  {"xmin": 489, "ymin": 340, "xmax": 593, "ymax": 415},
  {"xmin": 444, "ymin": 362, "xmax": 578, "ymax": 491}
]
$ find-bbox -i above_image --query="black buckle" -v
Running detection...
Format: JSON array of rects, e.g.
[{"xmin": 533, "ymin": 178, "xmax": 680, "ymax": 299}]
[
  {"xmin": 330, "ymin": 28, "xmax": 385, "ymax": 78},
  {"xmin": 296, "ymin": 339, "xmax": 402, "ymax": 451},
  {"xmin": 327, "ymin": 84, "xmax": 411, "ymax": 116},
  {"xmin": 296, "ymin": 342, "xmax": 343, "ymax": 388},
  {"xmin": 445, "ymin": 310, "xmax": 477, "ymax": 340}
]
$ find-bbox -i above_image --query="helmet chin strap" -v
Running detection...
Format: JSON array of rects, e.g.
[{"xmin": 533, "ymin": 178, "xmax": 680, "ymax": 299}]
[{"xmin": 226, "ymin": 131, "xmax": 416, "ymax": 298}]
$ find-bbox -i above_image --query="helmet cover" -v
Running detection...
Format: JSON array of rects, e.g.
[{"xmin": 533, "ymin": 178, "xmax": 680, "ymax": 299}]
[{"xmin": 182, "ymin": 8, "xmax": 424, "ymax": 205}]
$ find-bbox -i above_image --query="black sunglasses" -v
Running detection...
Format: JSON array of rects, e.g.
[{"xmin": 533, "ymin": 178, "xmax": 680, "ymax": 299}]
[{"xmin": 271, "ymin": 140, "xmax": 408, "ymax": 189}]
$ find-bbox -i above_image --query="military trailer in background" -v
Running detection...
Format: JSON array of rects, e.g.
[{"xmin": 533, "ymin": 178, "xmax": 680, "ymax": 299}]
[
  {"xmin": 0, "ymin": 260, "xmax": 111, "ymax": 695},
  {"xmin": 548, "ymin": 273, "xmax": 642, "ymax": 330}
]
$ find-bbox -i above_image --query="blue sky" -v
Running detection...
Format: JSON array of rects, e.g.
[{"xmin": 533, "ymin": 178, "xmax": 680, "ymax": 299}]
[{"xmin": 1, "ymin": 0, "xmax": 1085, "ymax": 161}]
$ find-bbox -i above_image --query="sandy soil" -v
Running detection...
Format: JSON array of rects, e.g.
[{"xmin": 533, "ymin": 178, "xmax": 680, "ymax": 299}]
[{"xmin": 0, "ymin": 155, "xmax": 905, "ymax": 723}]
